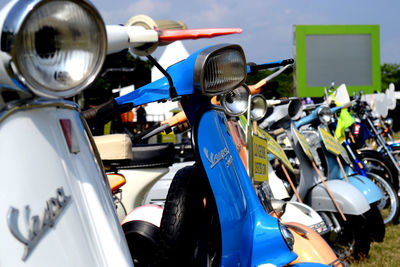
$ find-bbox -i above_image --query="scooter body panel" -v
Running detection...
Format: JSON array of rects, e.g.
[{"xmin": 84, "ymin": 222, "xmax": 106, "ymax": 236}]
[
  {"xmin": 285, "ymin": 222, "xmax": 340, "ymax": 266},
  {"xmin": 306, "ymin": 179, "xmax": 370, "ymax": 215},
  {"xmin": 268, "ymin": 161, "xmax": 291, "ymax": 200},
  {"xmin": 0, "ymin": 104, "xmax": 132, "ymax": 266},
  {"xmin": 118, "ymin": 167, "xmax": 169, "ymax": 211},
  {"xmin": 280, "ymin": 202, "xmax": 325, "ymax": 232},
  {"xmin": 290, "ymin": 124, "xmax": 371, "ymax": 216},
  {"xmin": 194, "ymin": 108, "xmax": 297, "ymax": 266},
  {"xmin": 326, "ymin": 150, "xmax": 384, "ymax": 204}
]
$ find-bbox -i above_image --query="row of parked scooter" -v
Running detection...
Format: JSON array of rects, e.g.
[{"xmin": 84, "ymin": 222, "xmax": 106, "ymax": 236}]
[{"xmin": 0, "ymin": 0, "xmax": 398, "ymax": 266}]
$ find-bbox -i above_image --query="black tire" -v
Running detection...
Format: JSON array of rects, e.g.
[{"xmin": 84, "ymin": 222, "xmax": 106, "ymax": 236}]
[
  {"xmin": 367, "ymin": 172, "xmax": 400, "ymax": 225},
  {"xmin": 325, "ymin": 213, "xmax": 371, "ymax": 261},
  {"xmin": 159, "ymin": 165, "xmax": 221, "ymax": 267},
  {"xmin": 358, "ymin": 149, "xmax": 399, "ymax": 192},
  {"xmin": 362, "ymin": 203, "xmax": 385, "ymax": 242}
]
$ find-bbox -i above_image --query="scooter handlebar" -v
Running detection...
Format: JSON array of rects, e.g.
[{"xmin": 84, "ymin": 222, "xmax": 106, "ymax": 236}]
[
  {"xmin": 82, "ymin": 99, "xmax": 133, "ymax": 125},
  {"xmin": 107, "ymin": 23, "xmax": 242, "ymax": 55},
  {"xmin": 247, "ymin": 58, "xmax": 294, "ymax": 75}
]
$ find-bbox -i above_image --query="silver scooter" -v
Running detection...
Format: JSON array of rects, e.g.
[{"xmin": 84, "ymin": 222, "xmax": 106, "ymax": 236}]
[{"xmin": 259, "ymin": 100, "xmax": 376, "ymax": 259}]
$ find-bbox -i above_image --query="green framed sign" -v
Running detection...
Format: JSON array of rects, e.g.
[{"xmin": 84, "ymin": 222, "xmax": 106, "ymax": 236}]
[{"xmin": 294, "ymin": 25, "xmax": 380, "ymax": 97}]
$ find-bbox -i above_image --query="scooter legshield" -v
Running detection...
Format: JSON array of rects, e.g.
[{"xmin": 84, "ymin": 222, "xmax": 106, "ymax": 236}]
[
  {"xmin": 0, "ymin": 104, "xmax": 132, "ymax": 266},
  {"xmin": 194, "ymin": 108, "xmax": 297, "ymax": 266}
]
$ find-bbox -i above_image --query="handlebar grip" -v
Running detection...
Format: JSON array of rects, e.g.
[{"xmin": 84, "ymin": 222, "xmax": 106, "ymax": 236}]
[
  {"xmin": 82, "ymin": 99, "xmax": 134, "ymax": 129},
  {"xmin": 82, "ymin": 99, "xmax": 117, "ymax": 121},
  {"xmin": 161, "ymin": 111, "xmax": 188, "ymax": 127},
  {"xmin": 247, "ymin": 58, "xmax": 294, "ymax": 75},
  {"xmin": 248, "ymin": 80, "xmax": 267, "ymax": 95},
  {"xmin": 155, "ymin": 20, "xmax": 187, "ymax": 30},
  {"xmin": 268, "ymin": 128, "xmax": 285, "ymax": 136}
]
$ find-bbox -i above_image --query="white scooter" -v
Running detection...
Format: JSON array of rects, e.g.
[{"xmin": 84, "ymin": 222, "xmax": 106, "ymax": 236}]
[{"xmin": 0, "ymin": 0, "xmax": 238, "ymax": 265}]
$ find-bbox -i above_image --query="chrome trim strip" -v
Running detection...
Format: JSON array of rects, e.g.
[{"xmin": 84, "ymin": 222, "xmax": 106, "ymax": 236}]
[{"xmin": 0, "ymin": 99, "xmax": 79, "ymax": 124}]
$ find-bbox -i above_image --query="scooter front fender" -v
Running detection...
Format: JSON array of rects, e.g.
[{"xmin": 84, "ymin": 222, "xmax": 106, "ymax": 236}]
[
  {"xmin": 326, "ymin": 154, "xmax": 383, "ymax": 204},
  {"xmin": 280, "ymin": 202, "xmax": 325, "ymax": 231},
  {"xmin": 285, "ymin": 222, "xmax": 341, "ymax": 266},
  {"xmin": 346, "ymin": 175, "xmax": 383, "ymax": 204},
  {"xmin": 306, "ymin": 179, "xmax": 370, "ymax": 215},
  {"xmin": 194, "ymin": 107, "xmax": 297, "ymax": 266}
]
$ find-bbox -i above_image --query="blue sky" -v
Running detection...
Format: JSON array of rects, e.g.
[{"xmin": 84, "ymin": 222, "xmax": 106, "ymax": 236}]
[
  {"xmin": 91, "ymin": 0, "xmax": 400, "ymax": 64},
  {"xmin": 1, "ymin": 0, "xmax": 399, "ymax": 64}
]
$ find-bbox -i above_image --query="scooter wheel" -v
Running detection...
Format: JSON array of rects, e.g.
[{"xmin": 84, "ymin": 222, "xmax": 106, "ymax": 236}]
[
  {"xmin": 359, "ymin": 149, "xmax": 399, "ymax": 192},
  {"xmin": 367, "ymin": 172, "xmax": 400, "ymax": 225},
  {"xmin": 159, "ymin": 165, "xmax": 221, "ymax": 267},
  {"xmin": 327, "ymin": 213, "xmax": 371, "ymax": 261}
]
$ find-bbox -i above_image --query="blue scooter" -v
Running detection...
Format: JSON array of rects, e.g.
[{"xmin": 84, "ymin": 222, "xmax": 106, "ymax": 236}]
[
  {"xmin": 107, "ymin": 44, "xmax": 330, "ymax": 266},
  {"xmin": 258, "ymin": 100, "xmax": 377, "ymax": 259},
  {"xmin": 294, "ymin": 105, "xmax": 390, "ymax": 234}
]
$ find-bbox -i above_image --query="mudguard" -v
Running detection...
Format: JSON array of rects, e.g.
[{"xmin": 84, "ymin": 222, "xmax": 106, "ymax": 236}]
[
  {"xmin": 285, "ymin": 222, "xmax": 340, "ymax": 266},
  {"xmin": 194, "ymin": 108, "xmax": 297, "ymax": 266},
  {"xmin": 280, "ymin": 202, "xmax": 325, "ymax": 230},
  {"xmin": 305, "ymin": 179, "xmax": 370, "ymax": 215},
  {"xmin": 345, "ymin": 175, "xmax": 383, "ymax": 204},
  {"xmin": 326, "ymin": 151, "xmax": 384, "ymax": 204}
]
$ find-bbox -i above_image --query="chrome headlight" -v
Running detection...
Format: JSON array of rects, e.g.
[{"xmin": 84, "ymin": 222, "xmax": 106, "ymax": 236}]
[
  {"xmin": 251, "ymin": 94, "xmax": 267, "ymax": 121},
  {"xmin": 1, "ymin": 0, "xmax": 107, "ymax": 98},
  {"xmin": 221, "ymin": 84, "xmax": 249, "ymax": 116},
  {"xmin": 194, "ymin": 44, "xmax": 246, "ymax": 96},
  {"xmin": 318, "ymin": 106, "xmax": 333, "ymax": 125},
  {"xmin": 279, "ymin": 222, "xmax": 294, "ymax": 251}
]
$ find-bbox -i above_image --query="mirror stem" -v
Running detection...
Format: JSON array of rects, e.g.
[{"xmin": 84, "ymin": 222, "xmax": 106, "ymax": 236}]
[{"xmin": 146, "ymin": 55, "xmax": 178, "ymax": 99}]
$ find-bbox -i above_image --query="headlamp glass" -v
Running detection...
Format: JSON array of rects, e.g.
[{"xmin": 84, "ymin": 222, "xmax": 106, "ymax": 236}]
[{"xmin": 14, "ymin": 0, "xmax": 106, "ymax": 98}]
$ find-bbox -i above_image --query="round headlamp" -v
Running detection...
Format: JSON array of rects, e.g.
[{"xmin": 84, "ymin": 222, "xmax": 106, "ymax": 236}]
[
  {"xmin": 251, "ymin": 94, "xmax": 267, "ymax": 121},
  {"xmin": 318, "ymin": 106, "xmax": 333, "ymax": 125},
  {"xmin": 220, "ymin": 84, "xmax": 249, "ymax": 117},
  {"xmin": 194, "ymin": 44, "xmax": 246, "ymax": 96},
  {"xmin": 2, "ymin": 0, "xmax": 107, "ymax": 98},
  {"xmin": 279, "ymin": 222, "xmax": 294, "ymax": 251}
]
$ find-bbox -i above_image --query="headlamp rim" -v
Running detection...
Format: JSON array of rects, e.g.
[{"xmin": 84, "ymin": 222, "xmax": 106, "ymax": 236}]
[
  {"xmin": 193, "ymin": 43, "xmax": 246, "ymax": 96},
  {"xmin": 251, "ymin": 94, "xmax": 267, "ymax": 121},
  {"xmin": 2, "ymin": 0, "xmax": 107, "ymax": 99},
  {"xmin": 220, "ymin": 84, "xmax": 250, "ymax": 117},
  {"xmin": 317, "ymin": 106, "xmax": 333, "ymax": 125}
]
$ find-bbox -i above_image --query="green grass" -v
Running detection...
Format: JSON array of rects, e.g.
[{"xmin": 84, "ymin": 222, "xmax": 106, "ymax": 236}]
[
  {"xmin": 350, "ymin": 131, "xmax": 400, "ymax": 266},
  {"xmin": 350, "ymin": 224, "xmax": 400, "ymax": 266}
]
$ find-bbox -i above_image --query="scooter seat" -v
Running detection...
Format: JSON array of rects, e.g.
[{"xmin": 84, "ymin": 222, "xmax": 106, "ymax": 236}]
[
  {"xmin": 94, "ymin": 134, "xmax": 133, "ymax": 162},
  {"xmin": 119, "ymin": 143, "xmax": 175, "ymax": 168}
]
